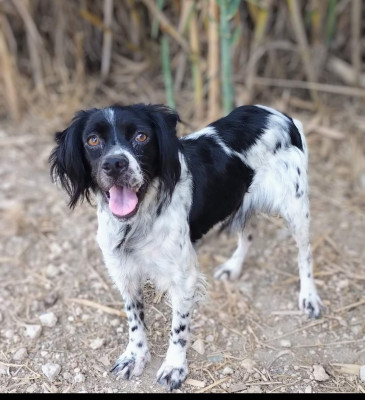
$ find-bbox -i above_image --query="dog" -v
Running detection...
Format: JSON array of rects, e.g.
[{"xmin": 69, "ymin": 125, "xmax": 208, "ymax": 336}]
[{"xmin": 50, "ymin": 103, "xmax": 322, "ymax": 391}]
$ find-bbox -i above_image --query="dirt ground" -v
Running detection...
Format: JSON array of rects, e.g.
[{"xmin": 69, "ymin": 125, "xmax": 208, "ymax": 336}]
[{"xmin": 0, "ymin": 104, "xmax": 365, "ymax": 393}]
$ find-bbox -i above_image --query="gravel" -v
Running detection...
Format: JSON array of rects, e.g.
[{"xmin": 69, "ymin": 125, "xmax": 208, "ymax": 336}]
[
  {"xmin": 12, "ymin": 347, "xmax": 28, "ymax": 362},
  {"xmin": 42, "ymin": 363, "xmax": 61, "ymax": 381},
  {"xmin": 39, "ymin": 312, "xmax": 58, "ymax": 328},
  {"xmin": 313, "ymin": 365, "xmax": 330, "ymax": 382},
  {"xmin": 24, "ymin": 325, "xmax": 42, "ymax": 339}
]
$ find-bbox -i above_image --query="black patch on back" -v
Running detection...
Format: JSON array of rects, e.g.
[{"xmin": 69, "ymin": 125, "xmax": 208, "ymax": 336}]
[
  {"xmin": 182, "ymin": 136, "xmax": 254, "ymax": 242},
  {"xmin": 207, "ymin": 105, "xmax": 270, "ymax": 153}
]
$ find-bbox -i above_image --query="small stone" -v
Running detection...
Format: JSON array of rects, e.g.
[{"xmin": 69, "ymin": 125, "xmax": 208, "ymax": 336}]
[
  {"xmin": 74, "ymin": 373, "xmax": 85, "ymax": 383},
  {"xmin": 280, "ymin": 339, "xmax": 292, "ymax": 348},
  {"xmin": 13, "ymin": 347, "xmax": 28, "ymax": 361},
  {"xmin": 39, "ymin": 312, "xmax": 58, "ymax": 328},
  {"xmin": 90, "ymin": 338, "xmax": 105, "ymax": 350},
  {"xmin": 360, "ymin": 365, "xmax": 365, "ymax": 383},
  {"xmin": 222, "ymin": 366, "xmax": 234, "ymax": 376},
  {"xmin": 110, "ymin": 318, "xmax": 120, "ymax": 327},
  {"xmin": 206, "ymin": 352, "xmax": 224, "ymax": 363},
  {"xmin": 192, "ymin": 339, "xmax": 205, "ymax": 355},
  {"xmin": 253, "ymin": 372, "xmax": 261, "ymax": 379},
  {"xmin": 241, "ymin": 358, "xmax": 256, "ymax": 373},
  {"xmin": 44, "ymin": 293, "xmax": 58, "ymax": 307},
  {"xmin": 5, "ymin": 329, "xmax": 14, "ymax": 339},
  {"xmin": 249, "ymin": 386, "xmax": 262, "ymax": 393},
  {"xmin": 45, "ymin": 264, "xmax": 59, "ymax": 278},
  {"xmin": 313, "ymin": 365, "xmax": 329, "ymax": 382},
  {"xmin": 26, "ymin": 383, "xmax": 37, "ymax": 393},
  {"xmin": 0, "ymin": 363, "xmax": 8, "ymax": 375},
  {"xmin": 25, "ymin": 324, "xmax": 42, "ymax": 339},
  {"xmin": 305, "ymin": 385, "xmax": 312, "ymax": 393},
  {"xmin": 63, "ymin": 372, "xmax": 71, "ymax": 380},
  {"xmin": 42, "ymin": 363, "xmax": 61, "ymax": 381},
  {"xmin": 205, "ymin": 334, "xmax": 214, "ymax": 343}
]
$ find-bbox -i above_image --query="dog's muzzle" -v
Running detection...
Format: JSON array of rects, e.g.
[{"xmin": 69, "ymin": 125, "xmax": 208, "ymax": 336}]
[{"xmin": 99, "ymin": 154, "xmax": 143, "ymax": 219}]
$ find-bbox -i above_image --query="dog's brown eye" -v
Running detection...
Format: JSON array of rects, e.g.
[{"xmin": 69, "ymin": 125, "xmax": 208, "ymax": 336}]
[
  {"xmin": 135, "ymin": 133, "xmax": 148, "ymax": 143},
  {"xmin": 88, "ymin": 136, "xmax": 100, "ymax": 146}
]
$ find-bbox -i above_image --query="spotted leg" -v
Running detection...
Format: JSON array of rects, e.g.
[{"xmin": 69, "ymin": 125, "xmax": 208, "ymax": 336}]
[
  {"xmin": 281, "ymin": 183, "xmax": 322, "ymax": 318},
  {"xmin": 214, "ymin": 231, "xmax": 252, "ymax": 281},
  {"xmin": 110, "ymin": 288, "xmax": 151, "ymax": 379},
  {"xmin": 156, "ymin": 280, "xmax": 196, "ymax": 391}
]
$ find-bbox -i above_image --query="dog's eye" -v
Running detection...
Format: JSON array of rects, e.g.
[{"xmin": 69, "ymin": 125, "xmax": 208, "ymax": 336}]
[
  {"xmin": 135, "ymin": 132, "xmax": 148, "ymax": 143},
  {"xmin": 87, "ymin": 135, "xmax": 100, "ymax": 147}
]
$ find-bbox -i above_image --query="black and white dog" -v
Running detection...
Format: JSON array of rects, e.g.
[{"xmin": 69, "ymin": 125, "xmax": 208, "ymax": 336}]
[{"xmin": 50, "ymin": 103, "xmax": 322, "ymax": 391}]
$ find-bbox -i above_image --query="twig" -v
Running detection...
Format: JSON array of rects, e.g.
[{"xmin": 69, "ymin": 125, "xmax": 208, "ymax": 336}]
[
  {"xmin": 252, "ymin": 77, "xmax": 365, "ymax": 98},
  {"xmin": 65, "ymin": 298, "xmax": 126, "ymax": 317},
  {"xmin": 101, "ymin": 0, "xmax": 113, "ymax": 80},
  {"xmin": 334, "ymin": 298, "xmax": 365, "ymax": 313},
  {"xmin": 196, "ymin": 377, "xmax": 229, "ymax": 393}
]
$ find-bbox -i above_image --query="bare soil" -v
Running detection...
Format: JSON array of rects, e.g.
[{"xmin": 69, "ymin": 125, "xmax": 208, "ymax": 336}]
[{"xmin": 0, "ymin": 107, "xmax": 365, "ymax": 393}]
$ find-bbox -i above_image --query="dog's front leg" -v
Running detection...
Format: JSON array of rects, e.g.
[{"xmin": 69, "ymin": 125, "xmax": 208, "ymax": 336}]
[
  {"xmin": 110, "ymin": 288, "xmax": 151, "ymax": 379},
  {"xmin": 156, "ymin": 280, "xmax": 196, "ymax": 391}
]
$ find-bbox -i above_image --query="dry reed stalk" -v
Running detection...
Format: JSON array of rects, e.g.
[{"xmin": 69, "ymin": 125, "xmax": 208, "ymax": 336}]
[
  {"xmin": 101, "ymin": 0, "xmax": 113, "ymax": 80},
  {"xmin": 54, "ymin": 0, "xmax": 68, "ymax": 85},
  {"xmin": 12, "ymin": 0, "xmax": 44, "ymax": 93},
  {"xmin": 126, "ymin": 0, "xmax": 141, "ymax": 50},
  {"xmin": 141, "ymin": 0, "xmax": 189, "ymax": 52},
  {"xmin": 207, "ymin": 0, "xmax": 220, "ymax": 120},
  {"xmin": 287, "ymin": 0, "xmax": 320, "ymax": 106},
  {"xmin": 252, "ymin": 76, "xmax": 365, "ymax": 98},
  {"xmin": 188, "ymin": 1, "xmax": 204, "ymax": 120},
  {"xmin": 74, "ymin": 32, "xmax": 85, "ymax": 85},
  {"xmin": 246, "ymin": 0, "xmax": 271, "ymax": 102},
  {"xmin": 351, "ymin": 0, "xmax": 362, "ymax": 86},
  {"xmin": 0, "ymin": 27, "xmax": 20, "ymax": 120}
]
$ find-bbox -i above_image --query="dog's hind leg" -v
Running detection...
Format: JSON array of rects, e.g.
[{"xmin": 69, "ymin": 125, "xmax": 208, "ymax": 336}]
[
  {"xmin": 214, "ymin": 231, "xmax": 252, "ymax": 281},
  {"xmin": 280, "ymin": 192, "xmax": 322, "ymax": 319}
]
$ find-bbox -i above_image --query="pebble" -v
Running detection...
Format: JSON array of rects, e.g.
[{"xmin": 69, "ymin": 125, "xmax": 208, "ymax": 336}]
[
  {"xmin": 280, "ymin": 339, "xmax": 292, "ymax": 348},
  {"xmin": 192, "ymin": 338, "xmax": 205, "ymax": 355},
  {"xmin": 360, "ymin": 365, "xmax": 365, "ymax": 383},
  {"xmin": 5, "ymin": 329, "xmax": 14, "ymax": 339},
  {"xmin": 25, "ymin": 324, "xmax": 42, "ymax": 339},
  {"xmin": 313, "ymin": 365, "xmax": 329, "ymax": 381},
  {"xmin": 222, "ymin": 366, "xmax": 234, "ymax": 376},
  {"xmin": 75, "ymin": 373, "xmax": 85, "ymax": 383},
  {"xmin": 241, "ymin": 358, "xmax": 256, "ymax": 373},
  {"xmin": 89, "ymin": 338, "xmax": 105, "ymax": 350},
  {"xmin": 206, "ymin": 352, "xmax": 224, "ymax": 363},
  {"xmin": 249, "ymin": 386, "xmax": 262, "ymax": 393},
  {"xmin": 305, "ymin": 385, "xmax": 312, "ymax": 393},
  {"xmin": 42, "ymin": 363, "xmax": 61, "ymax": 381},
  {"xmin": 205, "ymin": 334, "xmax": 214, "ymax": 343},
  {"xmin": 0, "ymin": 363, "xmax": 8, "ymax": 375},
  {"xmin": 110, "ymin": 318, "xmax": 120, "ymax": 327},
  {"xmin": 26, "ymin": 383, "xmax": 37, "ymax": 393},
  {"xmin": 13, "ymin": 347, "xmax": 28, "ymax": 361},
  {"xmin": 45, "ymin": 264, "xmax": 59, "ymax": 278},
  {"xmin": 39, "ymin": 312, "xmax": 58, "ymax": 328}
]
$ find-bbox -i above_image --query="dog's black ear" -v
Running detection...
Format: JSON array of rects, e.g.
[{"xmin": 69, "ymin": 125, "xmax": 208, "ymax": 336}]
[
  {"xmin": 146, "ymin": 104, "xmax": 181, "ymax": 199},
  {"xmin": 49, "ymin": 109, "xmax": 97, "ymax": 208}
]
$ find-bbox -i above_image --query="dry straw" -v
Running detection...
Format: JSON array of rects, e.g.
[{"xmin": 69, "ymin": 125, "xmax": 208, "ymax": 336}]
[{"xmin": 0, "ymin": 0, "xmax": 363, "ymax": 121}]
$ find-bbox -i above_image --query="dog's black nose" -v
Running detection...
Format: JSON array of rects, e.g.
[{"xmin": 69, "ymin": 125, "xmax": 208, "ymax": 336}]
[{"xmin": 102, "ymin": 155, "xmax": 129, "ymax": 177}]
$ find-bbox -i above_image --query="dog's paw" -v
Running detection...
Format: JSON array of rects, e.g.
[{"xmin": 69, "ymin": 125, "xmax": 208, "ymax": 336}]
[
  {"xmin": 110, "ymin": 350, "xmax": 150, "ymax": 380},
  {"xmin": 156, "ymin": 362, "xmax": 188, "ymax": 391},
  {"xmin": 214, "ymin": 262, "xmax": 241, "ymax": 281},
  {"xmin": 299, "ymin": 290, "xmax": 323, "ymax": 319}
]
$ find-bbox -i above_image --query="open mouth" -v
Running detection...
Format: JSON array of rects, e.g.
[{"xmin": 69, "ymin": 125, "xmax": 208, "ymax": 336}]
[{"xmin": 104, "ymin": 185, "xmax": 139, "ymax": 219}]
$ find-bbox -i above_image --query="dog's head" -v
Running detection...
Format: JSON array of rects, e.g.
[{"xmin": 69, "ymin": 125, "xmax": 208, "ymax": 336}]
[{"xmin": 49, "ymin": 104, "xmax": 181, "ymax": 219}]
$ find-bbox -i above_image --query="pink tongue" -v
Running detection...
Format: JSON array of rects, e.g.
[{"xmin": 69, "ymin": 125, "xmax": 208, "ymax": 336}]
[{"xmin": 108, "ymin": 186, "xmax": 138, "ymax": 217}]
